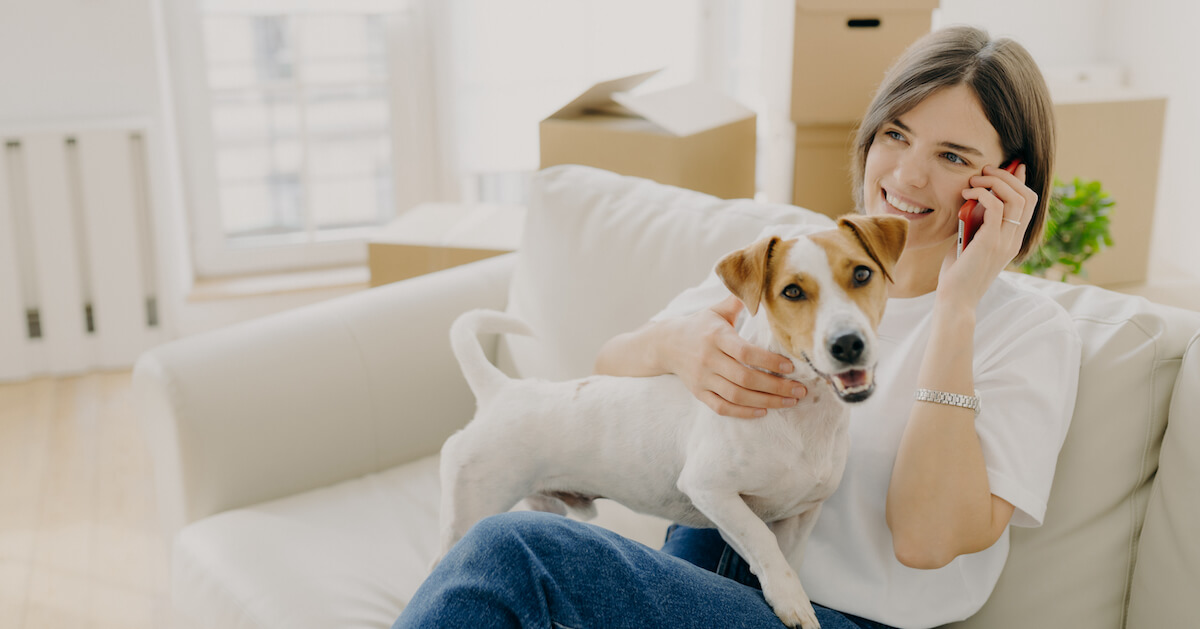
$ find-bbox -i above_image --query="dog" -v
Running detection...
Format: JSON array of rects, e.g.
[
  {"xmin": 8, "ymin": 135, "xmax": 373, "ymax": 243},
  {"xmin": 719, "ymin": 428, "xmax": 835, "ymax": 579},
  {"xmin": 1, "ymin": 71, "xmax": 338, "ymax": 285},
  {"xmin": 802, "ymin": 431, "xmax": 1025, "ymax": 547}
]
[{"xmin": 436, "ymin": 214, "xmax": 908, "ymax": 628}]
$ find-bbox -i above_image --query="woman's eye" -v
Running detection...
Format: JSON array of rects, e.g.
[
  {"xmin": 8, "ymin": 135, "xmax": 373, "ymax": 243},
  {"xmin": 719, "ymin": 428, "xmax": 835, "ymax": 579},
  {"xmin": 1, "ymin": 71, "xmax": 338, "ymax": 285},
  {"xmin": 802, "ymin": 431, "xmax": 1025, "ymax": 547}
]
[
  {"xmin": 782, "ymin": 284, "xmax": 805, "ymax": 301},
  {"xmin": 853, "ymin": 266, "xmax": 872, "ymax": 286},
  {"xmin": 885, "ymin": 130, "xmax": 905, "ymax": 142},
  {"xmin": 942, "ymin": 152, "xmax": 967, "ymax": 166}
]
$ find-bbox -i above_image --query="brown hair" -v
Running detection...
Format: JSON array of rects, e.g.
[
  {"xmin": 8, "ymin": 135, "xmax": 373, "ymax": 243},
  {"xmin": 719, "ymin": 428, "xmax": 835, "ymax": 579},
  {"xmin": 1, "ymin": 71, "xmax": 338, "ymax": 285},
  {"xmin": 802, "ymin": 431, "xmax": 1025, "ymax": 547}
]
[{"xmin": 850, "ymin": 26, "xmax": 1055, "ymax": 262}]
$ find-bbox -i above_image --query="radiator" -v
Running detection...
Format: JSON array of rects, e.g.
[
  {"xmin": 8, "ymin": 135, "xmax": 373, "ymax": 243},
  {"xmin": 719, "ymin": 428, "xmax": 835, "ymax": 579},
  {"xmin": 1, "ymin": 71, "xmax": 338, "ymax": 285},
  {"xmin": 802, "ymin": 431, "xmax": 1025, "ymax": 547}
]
[{"xmin": 0, "ymin": 120, "xmax": 166, "ymax": 381}]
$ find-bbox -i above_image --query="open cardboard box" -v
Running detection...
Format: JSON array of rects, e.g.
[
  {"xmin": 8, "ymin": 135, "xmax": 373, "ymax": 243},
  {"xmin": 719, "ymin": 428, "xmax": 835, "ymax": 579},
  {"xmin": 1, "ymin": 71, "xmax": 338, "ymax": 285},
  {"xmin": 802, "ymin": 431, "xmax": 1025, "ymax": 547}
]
[{"xmin": 540, "ymin": 70, "xmax": 757, "ymax": 200}]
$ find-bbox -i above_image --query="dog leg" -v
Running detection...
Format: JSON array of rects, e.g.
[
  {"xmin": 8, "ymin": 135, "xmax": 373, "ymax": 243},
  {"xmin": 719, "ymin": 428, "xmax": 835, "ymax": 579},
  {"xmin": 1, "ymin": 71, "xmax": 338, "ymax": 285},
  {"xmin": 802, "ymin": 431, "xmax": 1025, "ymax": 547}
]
[
  {"xmin": 436, "ymin": 432, "xmax": 532, "ymax": 567},
  {"xmin": 523, "ymin": 494, "xmax": 568, "ymax": 515},
  {"xmin": 770, "ymin": 506, "xmax": 822, "ymax": 569},
  {"xmin": 679, "ymin": 478, "xmax": 819, "ymax": 629}
]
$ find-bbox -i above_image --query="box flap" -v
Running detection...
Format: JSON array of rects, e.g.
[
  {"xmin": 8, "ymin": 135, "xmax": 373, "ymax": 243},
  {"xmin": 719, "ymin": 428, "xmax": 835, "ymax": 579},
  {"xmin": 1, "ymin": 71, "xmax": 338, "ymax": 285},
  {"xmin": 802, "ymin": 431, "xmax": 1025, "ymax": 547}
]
[
  {"xmin": 612, "ymin": 82, "xmax": 754, "ymax": 137},
  {"xmin": 547, "ymin": 69, "xmax": 662, "ymax": 120}
]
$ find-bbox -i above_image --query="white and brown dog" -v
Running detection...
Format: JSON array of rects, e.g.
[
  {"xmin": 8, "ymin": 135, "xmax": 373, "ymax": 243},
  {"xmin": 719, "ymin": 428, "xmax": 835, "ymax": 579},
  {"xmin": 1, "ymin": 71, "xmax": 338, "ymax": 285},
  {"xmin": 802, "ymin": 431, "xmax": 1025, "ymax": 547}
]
[{"xmin": 437, "ymin": 214, "xmax": 908, "ymax": 629}]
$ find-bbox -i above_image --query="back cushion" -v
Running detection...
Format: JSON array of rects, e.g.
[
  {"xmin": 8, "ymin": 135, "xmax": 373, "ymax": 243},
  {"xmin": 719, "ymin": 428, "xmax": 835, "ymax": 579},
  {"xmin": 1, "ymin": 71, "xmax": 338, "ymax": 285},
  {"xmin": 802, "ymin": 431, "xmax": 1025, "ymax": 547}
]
[
  {"xmin": 949, "ymin": 277, "xmax": 1200, "ymax": 629},
  {"xmin": 497, "ymin": 165, "xmax": 833, "ymax": 380}
]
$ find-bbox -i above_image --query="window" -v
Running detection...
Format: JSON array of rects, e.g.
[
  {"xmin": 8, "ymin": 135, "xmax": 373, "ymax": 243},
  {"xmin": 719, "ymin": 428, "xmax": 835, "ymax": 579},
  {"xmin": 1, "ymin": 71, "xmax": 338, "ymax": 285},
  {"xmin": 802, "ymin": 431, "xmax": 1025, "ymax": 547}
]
[
  {"xmin": 203, "ymin": 11, "xmax": 394, "ymax": 238},
  {"xmin": 169, "ymin": 0, "xmax": 426, "ymax": 277}
]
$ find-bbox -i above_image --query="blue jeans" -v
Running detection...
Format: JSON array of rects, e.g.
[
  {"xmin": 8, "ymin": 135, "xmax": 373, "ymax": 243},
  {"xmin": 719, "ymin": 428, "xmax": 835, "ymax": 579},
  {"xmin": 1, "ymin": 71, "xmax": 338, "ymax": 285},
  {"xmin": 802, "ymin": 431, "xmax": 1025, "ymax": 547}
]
[{"xmin": 394, "ymin": 512, "xmax": 896, "ymax": 629}]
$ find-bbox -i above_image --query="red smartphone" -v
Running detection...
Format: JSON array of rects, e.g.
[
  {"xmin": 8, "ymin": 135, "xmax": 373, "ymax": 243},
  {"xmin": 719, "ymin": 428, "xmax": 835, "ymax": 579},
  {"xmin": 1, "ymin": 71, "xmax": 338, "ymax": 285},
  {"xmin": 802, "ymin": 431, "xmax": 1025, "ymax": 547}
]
[{"xmin": 957, "ymin": 160, "xmax": 1022, "ymax": 258}]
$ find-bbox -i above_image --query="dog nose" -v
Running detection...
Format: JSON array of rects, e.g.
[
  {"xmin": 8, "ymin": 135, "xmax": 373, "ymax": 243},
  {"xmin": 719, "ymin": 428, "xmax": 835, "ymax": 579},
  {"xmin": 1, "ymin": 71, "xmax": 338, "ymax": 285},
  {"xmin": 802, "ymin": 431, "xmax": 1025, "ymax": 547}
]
[{"xmin": 829, "ymin": 332, "xmax": 865, "ymax": 365}]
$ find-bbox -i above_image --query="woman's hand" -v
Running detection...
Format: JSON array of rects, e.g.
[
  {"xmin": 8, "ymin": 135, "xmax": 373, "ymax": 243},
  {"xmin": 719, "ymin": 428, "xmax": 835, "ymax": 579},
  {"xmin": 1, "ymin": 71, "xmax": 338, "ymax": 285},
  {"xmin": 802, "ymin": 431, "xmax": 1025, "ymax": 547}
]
[
  {"xmin": 659, "ymin": 295, "xmax": 805, "ymax": 419},
  {"xmin": 938, "ymin": 162, "xmax": 1039, "ymax": 309}
]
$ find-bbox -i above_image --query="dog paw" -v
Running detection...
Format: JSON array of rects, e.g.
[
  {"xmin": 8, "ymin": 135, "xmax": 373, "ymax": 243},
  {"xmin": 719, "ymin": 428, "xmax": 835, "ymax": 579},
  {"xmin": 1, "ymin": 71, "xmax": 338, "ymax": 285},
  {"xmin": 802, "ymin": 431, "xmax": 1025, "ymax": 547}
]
[
  {"xmin": 763, "ymin": 577, "xmax": 819, "ymax": 629},
  {"xmin": 771, "ymin": 601, "xmax": 819, "ymax": 629}
]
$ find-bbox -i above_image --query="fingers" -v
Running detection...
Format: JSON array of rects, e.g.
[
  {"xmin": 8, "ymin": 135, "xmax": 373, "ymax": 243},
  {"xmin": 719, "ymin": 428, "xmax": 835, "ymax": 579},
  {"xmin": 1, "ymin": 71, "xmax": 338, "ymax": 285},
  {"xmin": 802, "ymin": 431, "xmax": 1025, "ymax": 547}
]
[
  {"xmin": 684, "ymin": 297, "xmax": 810, "ymax": 419},
  {"xmin": 698, "ymin": 370, "xmax": 806, "ymax": 419},
  {"xmin": 697, "ymin": 390, "xmax": 770, "ymax": 419},
  {"xmin": 715, "ymin": 328, "xmax": 794, "ymax": 376},
  {"xmin": 961, "ymin": 164, "xmax": 1037, "ymax": 256},
  {"xmin": 698, "ymin": 349, "xmax": 806, "ymax": 418},
  {"xmin": 713, "ymin": 352, "xmax": 805, "ymax": 400},
  {"xmin": 969, "ymin": 164, "xmax": 1035, "ymax": 224}
]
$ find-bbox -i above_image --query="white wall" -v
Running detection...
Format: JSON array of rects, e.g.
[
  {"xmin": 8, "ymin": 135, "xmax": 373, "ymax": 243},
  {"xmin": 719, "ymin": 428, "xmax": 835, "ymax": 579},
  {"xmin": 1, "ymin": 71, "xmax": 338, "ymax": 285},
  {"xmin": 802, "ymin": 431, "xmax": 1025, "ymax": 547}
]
[
  {"xmin": 938, "ymin": 0, "xmax": 1107, "ymax": 67},
  {"xmin": 0, "ymin": 1, "xmax": 160, "ymax": 121},
  {"xmin": 1105, "ymin": 0, "xmax": 1200, "ymax": 279}
]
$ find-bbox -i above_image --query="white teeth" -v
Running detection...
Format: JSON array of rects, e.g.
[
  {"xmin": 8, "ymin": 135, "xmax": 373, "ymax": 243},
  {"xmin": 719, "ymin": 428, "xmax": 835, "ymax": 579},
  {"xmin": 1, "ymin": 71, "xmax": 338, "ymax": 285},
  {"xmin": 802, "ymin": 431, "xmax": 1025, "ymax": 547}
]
[{"xmin": 885, "ymin": 191, "xmax": 929, "ymax": 214}]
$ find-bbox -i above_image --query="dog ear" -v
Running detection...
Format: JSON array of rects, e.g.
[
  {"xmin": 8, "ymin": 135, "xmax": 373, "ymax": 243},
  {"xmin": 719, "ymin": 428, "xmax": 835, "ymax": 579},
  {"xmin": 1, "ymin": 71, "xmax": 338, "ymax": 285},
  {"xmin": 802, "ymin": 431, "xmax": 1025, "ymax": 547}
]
[
  {"xmin": 716, "ymin": 236, "xmax": 778, "ymax": 315},
  {"xmin": 837, "ymin": 215, "xmax": 908, "ymax": 282}
]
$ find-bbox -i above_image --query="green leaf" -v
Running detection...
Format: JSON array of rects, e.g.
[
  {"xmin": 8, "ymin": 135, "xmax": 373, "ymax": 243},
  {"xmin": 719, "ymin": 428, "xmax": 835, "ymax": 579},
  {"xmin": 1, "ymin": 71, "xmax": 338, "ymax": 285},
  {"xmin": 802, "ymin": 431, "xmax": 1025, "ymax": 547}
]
[{"xmin": 1019, "ymin": 175, "xmax": 1115, "ymax": 280}]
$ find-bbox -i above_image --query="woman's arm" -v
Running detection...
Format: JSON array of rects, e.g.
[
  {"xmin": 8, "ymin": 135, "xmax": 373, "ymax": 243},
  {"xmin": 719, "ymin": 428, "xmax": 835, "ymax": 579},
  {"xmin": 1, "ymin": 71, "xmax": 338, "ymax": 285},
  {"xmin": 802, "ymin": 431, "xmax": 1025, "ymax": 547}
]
[
  {"xmin": 885, "ymin": 298, "xmax": 1016, "ymax": 569},
  {"xmin": 885, "ymin": 164, "xmax": 1036, "ymax": 569},
  {"xmin": 594, "ymin": 295, "xmax": 805, "ymax": 419}
]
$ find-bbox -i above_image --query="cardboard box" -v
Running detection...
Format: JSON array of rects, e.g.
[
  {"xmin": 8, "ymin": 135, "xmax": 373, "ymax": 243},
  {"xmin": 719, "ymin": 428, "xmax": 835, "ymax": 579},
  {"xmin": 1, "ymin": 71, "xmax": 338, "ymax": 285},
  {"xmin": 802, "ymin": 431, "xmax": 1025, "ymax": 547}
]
[
  {"xmin": 1051, "ymin": 92, "xmax": 1166, "ymax": 286},
  {"xmin": 540, "ymin": 70, "xmax": 757, "ymax": 200},
  {"xmin": 792, "ymin": 123, "xmax": 857, "ymax": 219},
  {"xmin": 791, "ymin": 0, "xmax": 937, "ymax": 124},
  {"xmin": 367, "ymin": 203, "xmax": 524, "ymax": 287}
]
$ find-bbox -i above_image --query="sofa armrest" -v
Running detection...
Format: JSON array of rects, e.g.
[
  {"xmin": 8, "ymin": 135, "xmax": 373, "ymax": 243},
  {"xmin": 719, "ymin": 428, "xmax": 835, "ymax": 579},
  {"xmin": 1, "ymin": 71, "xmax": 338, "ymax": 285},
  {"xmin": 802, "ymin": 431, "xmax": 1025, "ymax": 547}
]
[
  {"xmin": 1129, "ymin": 328, "xmax": 1200, "ymax": 627},
  {"xmin": 135, "ymin": 254, "xmax": 515, "ymax": 539}
]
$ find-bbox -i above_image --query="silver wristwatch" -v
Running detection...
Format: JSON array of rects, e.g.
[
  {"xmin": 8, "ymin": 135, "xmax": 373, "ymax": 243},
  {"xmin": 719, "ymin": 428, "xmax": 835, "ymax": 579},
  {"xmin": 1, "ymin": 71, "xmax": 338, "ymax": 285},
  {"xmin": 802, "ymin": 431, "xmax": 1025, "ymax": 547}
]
[{"xmin": 913, "ymin": 388, "xmax": 981, "ymax": 417}]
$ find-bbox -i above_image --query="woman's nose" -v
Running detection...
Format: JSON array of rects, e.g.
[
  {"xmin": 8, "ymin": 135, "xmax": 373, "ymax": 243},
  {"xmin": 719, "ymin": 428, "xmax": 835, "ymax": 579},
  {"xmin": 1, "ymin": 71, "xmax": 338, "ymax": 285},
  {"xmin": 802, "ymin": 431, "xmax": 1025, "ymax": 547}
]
[{"xmin": 893, "ymin": 151, "xmax": 928, "ymax": 188}]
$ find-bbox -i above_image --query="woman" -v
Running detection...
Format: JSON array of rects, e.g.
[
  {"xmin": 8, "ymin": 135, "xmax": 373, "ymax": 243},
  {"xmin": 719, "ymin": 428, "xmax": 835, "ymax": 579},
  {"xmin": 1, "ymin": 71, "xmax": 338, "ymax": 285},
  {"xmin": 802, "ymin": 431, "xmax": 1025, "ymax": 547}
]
[{"xmin": 396, "ymin": 25, "xmax": 1081, "ymax": 629}]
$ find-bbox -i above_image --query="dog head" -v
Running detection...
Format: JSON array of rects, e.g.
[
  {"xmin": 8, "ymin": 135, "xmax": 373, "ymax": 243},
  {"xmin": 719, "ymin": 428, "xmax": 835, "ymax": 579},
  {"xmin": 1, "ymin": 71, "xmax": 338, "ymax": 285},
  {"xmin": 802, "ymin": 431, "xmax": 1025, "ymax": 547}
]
[{"xmin": 716, "ymin": 215, "xmax": 908, "ymax": 403}]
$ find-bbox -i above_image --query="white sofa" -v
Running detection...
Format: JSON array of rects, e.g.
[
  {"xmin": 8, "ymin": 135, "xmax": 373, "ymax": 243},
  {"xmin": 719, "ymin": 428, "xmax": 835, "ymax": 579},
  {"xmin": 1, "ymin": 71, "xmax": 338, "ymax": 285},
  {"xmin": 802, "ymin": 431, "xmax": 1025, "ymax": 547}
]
[{"xmin": 135, "ymin": 166, "xmax": 1200, "ymax": 629}]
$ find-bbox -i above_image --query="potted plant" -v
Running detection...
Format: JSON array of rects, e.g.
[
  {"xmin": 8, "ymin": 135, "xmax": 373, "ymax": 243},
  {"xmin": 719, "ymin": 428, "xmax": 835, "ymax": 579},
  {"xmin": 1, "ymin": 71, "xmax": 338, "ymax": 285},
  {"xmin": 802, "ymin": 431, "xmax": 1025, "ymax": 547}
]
[{"xmin": 1018, "ymin": 177, "xmax": 1115, "ymax": 281}]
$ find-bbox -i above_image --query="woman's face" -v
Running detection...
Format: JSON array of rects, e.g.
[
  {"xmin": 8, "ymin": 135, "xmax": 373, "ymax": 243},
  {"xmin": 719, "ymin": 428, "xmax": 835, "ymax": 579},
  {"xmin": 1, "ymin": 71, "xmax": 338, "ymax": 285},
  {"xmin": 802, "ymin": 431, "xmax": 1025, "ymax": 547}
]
[{"xmin": 862, "ymin": 84, "xmax": 1006, "ymax": 254}]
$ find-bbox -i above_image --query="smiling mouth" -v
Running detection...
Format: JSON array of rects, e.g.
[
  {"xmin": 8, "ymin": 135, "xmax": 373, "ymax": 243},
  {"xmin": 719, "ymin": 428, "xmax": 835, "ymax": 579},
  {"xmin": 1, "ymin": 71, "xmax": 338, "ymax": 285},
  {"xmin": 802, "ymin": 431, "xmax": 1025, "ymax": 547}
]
[
  {"xmin": 884, "ymin": 190, "xmax": 933, "ymax": 215},
  {"xmin": 799, "ymin": 352, "xmax": 877, "ymax": 403},
  {"xmin": 828, "ymin": 368, "xmax": 875, "ymax": 403}
]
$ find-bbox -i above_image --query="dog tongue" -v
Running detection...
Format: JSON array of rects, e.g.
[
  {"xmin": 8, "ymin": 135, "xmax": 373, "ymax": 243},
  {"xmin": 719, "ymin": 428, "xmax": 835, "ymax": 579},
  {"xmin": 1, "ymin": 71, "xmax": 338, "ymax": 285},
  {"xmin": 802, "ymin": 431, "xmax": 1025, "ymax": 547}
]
[{"xmin": 834, "ymin": 370, "xmax": 868, "ymax": 389}]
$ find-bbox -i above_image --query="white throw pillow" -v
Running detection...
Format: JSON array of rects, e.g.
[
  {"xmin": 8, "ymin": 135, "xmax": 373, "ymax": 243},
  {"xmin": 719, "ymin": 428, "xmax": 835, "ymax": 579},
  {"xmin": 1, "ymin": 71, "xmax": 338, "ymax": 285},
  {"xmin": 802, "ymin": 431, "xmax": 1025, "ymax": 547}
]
[{"xmin": 497, "ymin": 165, "xmax": 835, "ymax": 380}]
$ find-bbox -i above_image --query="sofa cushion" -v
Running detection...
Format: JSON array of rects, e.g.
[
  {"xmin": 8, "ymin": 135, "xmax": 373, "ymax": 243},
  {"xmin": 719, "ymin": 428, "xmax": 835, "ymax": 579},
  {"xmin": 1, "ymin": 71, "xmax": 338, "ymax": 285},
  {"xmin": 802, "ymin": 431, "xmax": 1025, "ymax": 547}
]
[
  {"xmin": 949, "ymin": 278, "xmax": 1200, "ymax": 629},
  {"xmin": 173, "ymin": 454, "xmax": 669, "ymax": 629},
  {"xmin": 498, "ymin": 165, "xmax": 834, "ymax": 380}
]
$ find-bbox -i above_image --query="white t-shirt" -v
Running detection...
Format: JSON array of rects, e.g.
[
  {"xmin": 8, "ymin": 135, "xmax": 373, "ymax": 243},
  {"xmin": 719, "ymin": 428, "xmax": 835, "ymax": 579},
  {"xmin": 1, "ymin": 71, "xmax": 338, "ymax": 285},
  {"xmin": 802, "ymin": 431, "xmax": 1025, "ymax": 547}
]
[{"xmin": 654, "ymin": 224, "xmax": 1082, "ymax": 629}]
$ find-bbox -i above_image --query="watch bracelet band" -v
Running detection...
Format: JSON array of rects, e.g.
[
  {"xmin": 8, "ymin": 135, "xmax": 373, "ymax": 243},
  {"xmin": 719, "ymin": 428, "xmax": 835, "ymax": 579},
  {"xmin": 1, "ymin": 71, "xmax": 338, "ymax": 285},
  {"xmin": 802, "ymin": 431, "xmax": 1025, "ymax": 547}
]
[{"xmin": 913, "ymin": 388, "xmax": 980, "ymax": 416}]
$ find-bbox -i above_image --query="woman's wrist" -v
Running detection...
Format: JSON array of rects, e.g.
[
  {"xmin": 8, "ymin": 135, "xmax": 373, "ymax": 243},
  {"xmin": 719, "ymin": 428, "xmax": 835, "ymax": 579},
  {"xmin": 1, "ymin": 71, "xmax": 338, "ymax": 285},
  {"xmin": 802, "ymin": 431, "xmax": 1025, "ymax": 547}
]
[
  {"xmin": 923, "ymin": 296, "xmax": 977, "ymax": 381},
  {"xmin": 595, "ymin": 318, "xmax": 676, "ymax": 377},
  {"xmin": 648, "ymin": 317, "xmax": 681, "ymax": 376},
  {"xmin": 933, "ymin": 289, "xmax": 980, "ymax": 322}
]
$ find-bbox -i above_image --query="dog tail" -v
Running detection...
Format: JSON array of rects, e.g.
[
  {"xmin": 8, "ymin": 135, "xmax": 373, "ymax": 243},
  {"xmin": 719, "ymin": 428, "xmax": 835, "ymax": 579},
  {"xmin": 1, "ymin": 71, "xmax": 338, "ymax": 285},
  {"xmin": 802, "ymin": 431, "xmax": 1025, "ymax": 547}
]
[{"xmin": 450, "ymin": 309, "xmax": 532, "ymax": 402}]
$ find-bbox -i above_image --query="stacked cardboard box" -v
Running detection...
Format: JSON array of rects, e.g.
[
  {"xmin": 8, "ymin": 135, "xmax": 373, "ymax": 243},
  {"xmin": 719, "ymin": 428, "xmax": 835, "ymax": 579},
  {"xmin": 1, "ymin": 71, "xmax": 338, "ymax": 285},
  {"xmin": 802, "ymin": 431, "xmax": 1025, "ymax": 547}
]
[
  {"xmin": 1051, "ymin": 91, "xmax": 1166, "ymax": 287},
  {"xmin": 540, "ymin": 70, "xmax": 757, "ymax": 200},
  {"xmin": 367, "ymin": 203, "xmax": 525, "ymax": 287},
  {"xmin": 791, "ymin": 0, "xmax": 938, "ymax": 219}
]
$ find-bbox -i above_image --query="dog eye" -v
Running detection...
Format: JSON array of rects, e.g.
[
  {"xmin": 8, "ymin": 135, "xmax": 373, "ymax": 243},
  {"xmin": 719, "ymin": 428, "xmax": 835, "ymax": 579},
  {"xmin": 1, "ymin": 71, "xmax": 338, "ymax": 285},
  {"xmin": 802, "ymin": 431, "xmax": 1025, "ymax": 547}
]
[
  {"xmin": 782, "ymin": 284, "xmax": 805, "ymax": 301},
  {"xmin": 853, "ymin": 266, "xmax": 872, "ymax": 286}
]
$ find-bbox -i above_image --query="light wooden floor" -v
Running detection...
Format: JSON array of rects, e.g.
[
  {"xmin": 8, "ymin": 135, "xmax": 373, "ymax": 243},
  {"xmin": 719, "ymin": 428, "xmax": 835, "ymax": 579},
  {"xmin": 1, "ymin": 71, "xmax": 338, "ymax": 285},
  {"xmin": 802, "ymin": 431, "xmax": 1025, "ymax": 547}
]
[{"xmin": 0, "ymin": 370, "xmax": 172, "ymax": 629}]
